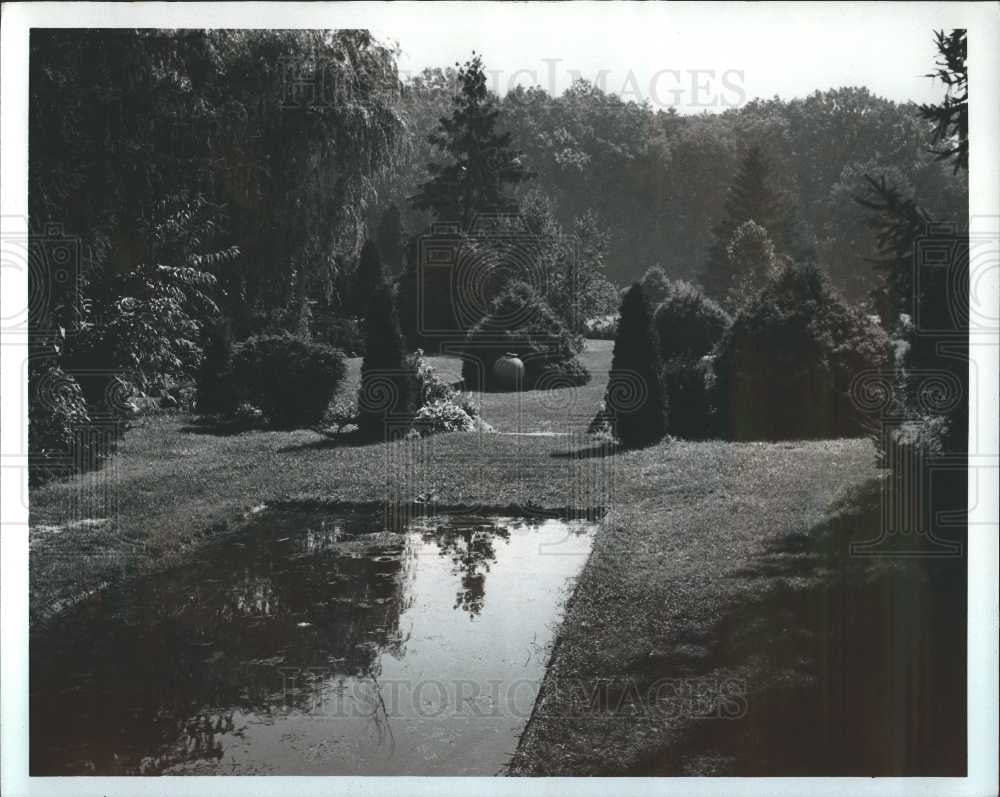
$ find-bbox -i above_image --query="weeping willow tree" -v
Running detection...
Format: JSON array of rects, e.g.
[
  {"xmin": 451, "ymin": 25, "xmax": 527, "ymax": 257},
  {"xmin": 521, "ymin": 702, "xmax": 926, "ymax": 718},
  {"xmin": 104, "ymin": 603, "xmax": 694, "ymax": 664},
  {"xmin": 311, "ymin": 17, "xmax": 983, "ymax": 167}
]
[
  {"xmin": 213, "ymin": 30, "xmax": 406, "ymax": 327},
  {"xmin": 28, "ymin": 29, "xmax": 406, "ymax": 476}
]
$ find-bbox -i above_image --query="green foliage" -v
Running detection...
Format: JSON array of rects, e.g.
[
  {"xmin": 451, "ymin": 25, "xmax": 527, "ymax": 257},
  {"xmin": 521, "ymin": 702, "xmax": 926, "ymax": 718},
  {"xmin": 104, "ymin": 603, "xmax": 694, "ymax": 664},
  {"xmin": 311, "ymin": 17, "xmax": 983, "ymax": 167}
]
[
  {"xmin": 313, "ymin": 316, "xmax": 365, "ymax": 357},
  {"xmin": 230, "ymin": 334, "xmax": 346, "ymax": 428},
  {"xmin": 460, "ymin": 281, "xmax": 584, "ymax": 390},
  {"xmin": 29, "ymin": 359, "xmax": 93, "ymax": 483},
  {"xmin": 653, "ymin": 280, "xmax": 731, "ymax": 362},
  {"xmin": 713, "ymin": 262, "xmax": 888, "ymax": 441},
  {"xmin": 412, "ymin": 54, "xmax": 531, "ymax": 226},
  {"xmin": 358, "ymin": 282, "xmax": 415, "ymax": 440},
  {"xmin": 67, "ymin": 259, "xmax": 222, "ymax": 405},
  {"xmin": 605, "ymin": 283, "xmax": 667, "ymax": 448}
]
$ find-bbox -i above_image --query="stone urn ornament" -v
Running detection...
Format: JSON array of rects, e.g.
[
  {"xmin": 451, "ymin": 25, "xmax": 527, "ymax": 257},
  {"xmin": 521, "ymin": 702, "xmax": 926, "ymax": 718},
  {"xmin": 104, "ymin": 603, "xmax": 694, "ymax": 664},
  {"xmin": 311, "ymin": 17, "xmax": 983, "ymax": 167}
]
[{"xmin": 492, "ymin": 352, "xmax": 525, "ymax": 390}]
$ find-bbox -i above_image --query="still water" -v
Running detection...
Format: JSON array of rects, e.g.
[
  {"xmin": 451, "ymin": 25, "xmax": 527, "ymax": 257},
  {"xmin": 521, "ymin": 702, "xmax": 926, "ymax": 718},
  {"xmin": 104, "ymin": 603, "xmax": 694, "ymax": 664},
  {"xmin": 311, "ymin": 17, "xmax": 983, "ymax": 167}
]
[{"xmin": 30, "ymin": 509, "xmax": 596, "ymax": 775}]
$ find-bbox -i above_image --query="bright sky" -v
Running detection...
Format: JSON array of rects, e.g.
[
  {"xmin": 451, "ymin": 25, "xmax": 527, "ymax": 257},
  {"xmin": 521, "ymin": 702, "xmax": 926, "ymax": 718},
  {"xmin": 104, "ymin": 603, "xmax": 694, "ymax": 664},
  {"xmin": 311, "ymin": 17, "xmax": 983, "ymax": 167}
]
[{"xmin": 359, "ymin": 1, "xmax": 972, "ymax": 112}]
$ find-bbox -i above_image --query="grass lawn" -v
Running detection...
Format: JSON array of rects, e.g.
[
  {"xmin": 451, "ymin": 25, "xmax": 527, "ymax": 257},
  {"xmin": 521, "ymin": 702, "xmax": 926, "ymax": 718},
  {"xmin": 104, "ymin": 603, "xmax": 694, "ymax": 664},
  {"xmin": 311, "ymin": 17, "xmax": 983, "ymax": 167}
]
[{"xmin": 30, "ymin": 339, "xmax": 944, "ymax": 775}]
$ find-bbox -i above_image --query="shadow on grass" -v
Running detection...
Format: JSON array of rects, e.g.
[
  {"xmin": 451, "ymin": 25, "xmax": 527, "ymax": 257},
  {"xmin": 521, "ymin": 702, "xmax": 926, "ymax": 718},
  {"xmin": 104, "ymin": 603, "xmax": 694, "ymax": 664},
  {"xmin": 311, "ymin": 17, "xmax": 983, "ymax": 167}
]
[
  {"xmin": 550, "ymin": 441, "xmax": 621, "ymax": 460},
  {"xmin": 277, "ymin": 430, "xmax": 372, "ymax": 453},
  {"xmin": 179, "ymin": 415, "xmax": 264, "ymax": 437},
  {"xmin": 617, "ymin": 477, "xmax": 967, "ymax": 777}
]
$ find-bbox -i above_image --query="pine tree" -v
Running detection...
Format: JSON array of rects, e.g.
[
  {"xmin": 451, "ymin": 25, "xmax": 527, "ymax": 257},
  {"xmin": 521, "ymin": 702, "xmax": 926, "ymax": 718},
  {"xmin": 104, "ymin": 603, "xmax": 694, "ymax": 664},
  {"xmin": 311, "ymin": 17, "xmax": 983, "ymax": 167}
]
[
  {"xmin": 702, "ymin": 146, "xmax": 788, "ymax": 301},
  {"xmin": 605, "ymin": 283, "xmax": 667, "ymax": 448},
  {"xmin": 411, "ymin": 53, "xmax": 531, "ymax": 227},
  {"xmin": 919, "ymin": 29, "xmax": 967, "ymax": 173},
  {"xmin": 354, "ymin": 240, "xmax": 385, "ymax": 315},
  {"xmin": 357, "ymin": 281, "xmax": 413, "ymax": 440},
  {"xmin": 376, "ymin": 204, "xmax": 404, "ymax": 273}
]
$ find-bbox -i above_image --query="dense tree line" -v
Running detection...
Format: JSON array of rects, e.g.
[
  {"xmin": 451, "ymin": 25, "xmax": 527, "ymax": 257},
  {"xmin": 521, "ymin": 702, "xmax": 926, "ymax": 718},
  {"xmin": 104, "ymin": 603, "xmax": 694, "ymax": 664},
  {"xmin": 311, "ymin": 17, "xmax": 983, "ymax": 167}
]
[{"xmin": 373, "ymin": 77, "xmax": 968, "ymax": 305}]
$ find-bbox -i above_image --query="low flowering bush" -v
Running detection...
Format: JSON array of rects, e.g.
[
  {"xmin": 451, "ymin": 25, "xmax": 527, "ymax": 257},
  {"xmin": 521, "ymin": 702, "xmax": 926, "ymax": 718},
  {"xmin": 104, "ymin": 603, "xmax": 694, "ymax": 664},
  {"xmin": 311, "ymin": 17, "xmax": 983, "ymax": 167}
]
[
  {"xmin": 584, "ymin": 314, "xmax": 619, "ymax": 340},
  {"xmin": 410, "ymin": 399, "xmax": 477, "ymax": 435},
  {"xmin": 409, "ymin": 349, "xmax": 455, "ymax": 405},
  {"xmin": 409, "ymin": 398, "xmax": 494, "ymax": 436}
]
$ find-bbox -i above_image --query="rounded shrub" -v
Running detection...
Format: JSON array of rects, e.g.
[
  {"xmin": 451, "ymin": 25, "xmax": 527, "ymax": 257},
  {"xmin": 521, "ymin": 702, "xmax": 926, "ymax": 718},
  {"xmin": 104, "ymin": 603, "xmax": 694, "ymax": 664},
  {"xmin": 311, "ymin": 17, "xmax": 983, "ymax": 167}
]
[
  {"xmin": 461, "ymin": 281, "xmax": 587, "ymax": 390},
  {"xmin": 713, "ymin": 262, "xmax": 888, "ymax": 441},
  {"xmin": 230, "ymin": 333, "xmax": 346, "ymax": 428},
  {"xmin": 663, "ymin": 356, "xmax": 719, "ymax": 440},
  {"xmin": 653, "ymin": 280, "xmax": 732, "ymax": 362}
]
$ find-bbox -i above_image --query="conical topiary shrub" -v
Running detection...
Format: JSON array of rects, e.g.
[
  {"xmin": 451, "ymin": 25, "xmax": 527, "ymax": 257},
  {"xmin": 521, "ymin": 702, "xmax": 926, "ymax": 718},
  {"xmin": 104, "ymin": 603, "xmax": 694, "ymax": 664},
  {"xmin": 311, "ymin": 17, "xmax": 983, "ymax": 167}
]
[
  {"xmin": 357, "ymin": 281, "xmax": 415, "ymax": 440},
  {"xmin": 604, "ymin": 282, "xmax": 667, "ymax": 448}
]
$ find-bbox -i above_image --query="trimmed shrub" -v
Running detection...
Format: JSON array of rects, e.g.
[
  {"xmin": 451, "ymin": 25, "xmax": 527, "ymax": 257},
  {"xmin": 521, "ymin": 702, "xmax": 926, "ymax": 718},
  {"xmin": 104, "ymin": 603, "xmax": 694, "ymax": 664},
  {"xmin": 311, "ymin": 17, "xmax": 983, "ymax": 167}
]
[
  {"xmin": 358, "ymin": 282, "xmax": 415, "ymax": 440},
  {"xmin": 662, "ymin": 356, "xmax": 719, "ymax": 440},
  {"xmin": 654, "ymin": 280, "xmax": 731, "ymax": 362},
  {"xmin": 230, "ymin": 333, "xmax": 346, "ymax": 428},
  {"xmin": 713, "ymin": 262, "xmax": 888, "ymax": 441},
  {"xmin": 604, "ymin": 283, "xmax": 668, "ymax": 448},
  {"xmin": 640, "ymin": 265, "xmax": 672, "ymax": 307},
  {"xmin": 535, "ymin": 357, "xmax": 591, "ymax": 388},
  {"xmin": 461, "ymin": 281, "xmax": 585, "ymax": 390}
]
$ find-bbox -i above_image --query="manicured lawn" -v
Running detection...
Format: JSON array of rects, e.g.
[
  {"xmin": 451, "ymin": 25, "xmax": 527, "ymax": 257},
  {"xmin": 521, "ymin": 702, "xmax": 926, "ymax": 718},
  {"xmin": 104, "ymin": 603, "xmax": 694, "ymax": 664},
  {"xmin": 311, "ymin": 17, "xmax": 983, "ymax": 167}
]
[{"xmin": 28, "ymin": 339, "xmax": 916, "ymax": 775}]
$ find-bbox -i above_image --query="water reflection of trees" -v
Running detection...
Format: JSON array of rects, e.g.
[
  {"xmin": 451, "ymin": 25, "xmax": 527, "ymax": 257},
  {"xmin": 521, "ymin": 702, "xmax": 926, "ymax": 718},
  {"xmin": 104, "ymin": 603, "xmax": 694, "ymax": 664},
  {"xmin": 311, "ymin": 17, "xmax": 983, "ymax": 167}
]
[
  {"xmin": 30, "ymin": 510, "xmax": 414, "ymax": 775},
  {"xmin": 422, "ymin": 521, "xmax": 511, "ymax": 617}
]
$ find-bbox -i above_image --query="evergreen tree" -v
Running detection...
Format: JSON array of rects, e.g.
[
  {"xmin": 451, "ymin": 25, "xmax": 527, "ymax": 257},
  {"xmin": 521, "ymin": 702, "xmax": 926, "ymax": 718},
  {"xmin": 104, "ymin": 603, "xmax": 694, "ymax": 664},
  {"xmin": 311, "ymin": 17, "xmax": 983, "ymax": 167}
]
[
  {"xmin": 354, "ymin": 240, "xmax": 385, "ymax": 315},
  {"xmin": 411, "ymin": 53, "xmax": 531, "ymax": 226},
  {"xmin": 357, "ymin": 281, "xmax": 413, "ymax": 440},
  {"xmin": 376, "ymin": 203, "xmax": 405, "ymax": 273},
  {"xmin": 605, "ymin": 283, "xmax": 667, "ymax": 448},
  {"xmin": 702, "ymin": 146, "xmax": 790, "ymax": 300}
]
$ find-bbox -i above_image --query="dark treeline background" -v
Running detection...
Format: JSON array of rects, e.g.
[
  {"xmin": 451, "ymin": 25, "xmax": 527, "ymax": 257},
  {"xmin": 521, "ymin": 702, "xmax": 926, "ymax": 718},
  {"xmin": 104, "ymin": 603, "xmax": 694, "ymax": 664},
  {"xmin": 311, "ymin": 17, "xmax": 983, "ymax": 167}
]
[
  {"xmin": 379, "ymin": 73, "xmax": 967, "ymax": 303},
  {"xmin": 31, "ymin": 29, "xmax": 967, "ymax": 337}
]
